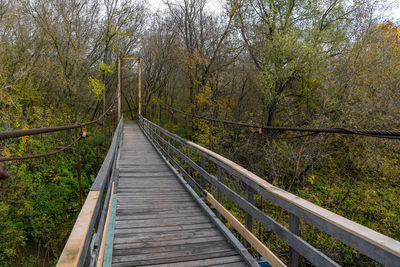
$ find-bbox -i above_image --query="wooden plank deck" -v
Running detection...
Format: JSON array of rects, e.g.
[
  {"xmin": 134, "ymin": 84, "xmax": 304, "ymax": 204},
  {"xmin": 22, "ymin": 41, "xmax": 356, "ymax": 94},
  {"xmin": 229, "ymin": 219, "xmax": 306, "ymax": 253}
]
[{"xmin": 111, "ymin": 121, "xmax": 249, "ymax": 266}]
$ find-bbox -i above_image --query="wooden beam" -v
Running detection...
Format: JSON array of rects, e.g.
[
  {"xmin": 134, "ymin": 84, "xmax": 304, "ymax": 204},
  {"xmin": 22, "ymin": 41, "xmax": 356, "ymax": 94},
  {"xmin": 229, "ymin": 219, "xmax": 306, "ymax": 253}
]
[
  {"xmin": 97, "ymin": 182, "xmax": 115, "ymax": 267},
  {"xmin": 206, "ymin": 192, "xmax": 286, "ymax": 267},
  {"xmin": 57, "ymin": 191, "xmax": 100, "ymax": 267},
  {"xmin": 121, "ymin": 57, "xmax": 139, "ymax": 60}
]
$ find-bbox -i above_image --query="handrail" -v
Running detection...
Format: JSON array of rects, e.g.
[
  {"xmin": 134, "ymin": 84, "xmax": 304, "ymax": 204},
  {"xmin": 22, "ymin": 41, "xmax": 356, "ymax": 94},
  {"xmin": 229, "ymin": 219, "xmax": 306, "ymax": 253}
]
[
  {"xmin": 57, "ymin": 115, "xmax": 123, "ymax": 267},
  {"xmin": 138, "ymin": 114, "xmax": 400, "ymax": 266}
]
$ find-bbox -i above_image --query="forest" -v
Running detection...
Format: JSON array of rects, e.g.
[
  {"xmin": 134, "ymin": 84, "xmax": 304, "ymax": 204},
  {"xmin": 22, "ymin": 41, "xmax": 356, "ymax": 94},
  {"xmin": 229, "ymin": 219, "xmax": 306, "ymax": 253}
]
[{"xmin": 0, "ymin": 0, "xmax": 400, "ymax": 265}]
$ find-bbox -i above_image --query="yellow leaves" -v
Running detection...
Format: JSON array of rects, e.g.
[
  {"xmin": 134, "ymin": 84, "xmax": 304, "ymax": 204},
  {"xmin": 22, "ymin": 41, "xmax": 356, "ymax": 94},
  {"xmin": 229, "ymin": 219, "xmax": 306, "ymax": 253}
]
[
  {"xmin": 21, "ymin": 123, "xmax": 29, "ymax": 144},
  {"xmin": 1, "ymin": 148, "xmax": 11, "ymax": 157},
  {"xmin": 308, "ymin": 174, "xmax": 315, "ymax": 185},
  {"xmin": 98, "ymin": 63, "xmax": 114, "ymax": 75},
  {"xmin": 378, "ymin": 21, "xmax": 400, "ymax": 47},
  {"xmin": 48, "ymin": 169, "xmax": 60, "ymax": 184},
  {"xmin": 196, "ymin": 84, "xmax": 212, "ymax": 107},
  {"xmin": 182, "ymin": 49, "xmax": 208, "ymax": 72},
  {"xmin": 88, "ymin": 76, "xmax": 105, "ymax": 99}
]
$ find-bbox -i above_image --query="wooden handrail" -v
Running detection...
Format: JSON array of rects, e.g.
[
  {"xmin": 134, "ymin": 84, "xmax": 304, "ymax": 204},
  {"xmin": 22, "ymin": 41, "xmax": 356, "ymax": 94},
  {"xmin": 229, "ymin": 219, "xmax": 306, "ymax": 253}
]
[
  {"xmin": 186, "ymin": 140, "xmax": 400, "ymax": 260},
  {"xmin": 57, "ymin": 116, "xmax": 123, "ymax": 267},
  {"xmin": 206, "ymin": 191, "xmax": 286, "ymax": 267},
  {"xmin": 138, "ymin": 114, "xmax": 400, "ymax": 266}
]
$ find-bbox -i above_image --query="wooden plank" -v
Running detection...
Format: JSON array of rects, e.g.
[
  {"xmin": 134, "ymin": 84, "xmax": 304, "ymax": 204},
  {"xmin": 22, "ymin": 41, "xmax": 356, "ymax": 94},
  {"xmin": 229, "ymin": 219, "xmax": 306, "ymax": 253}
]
[
  {"xmin": 112, "ymin": 249, "xmax": 238, "ymax": 266},
  {"xmin": 115, "ymin": 218, "xmax": 212, "ymax": 230},
  {"xmin": 119, "ymin": 167, "xmax": 170, "ymax": 171},
  {"xmin": 115, "ymin": 211, "xmax": 204, "ymax": 220},
  {"xmin": 118, "ymin": 172, "xmax": 175, "ymax": 176},
  {"xmin": 113, "ymin": 229, "xmax": 221, "ymax": 244},
  {"xmin": 117, "ymin": 181, "xmax": 181, "ymax": 186},
  {"xmin": 116, "ymin": 196, "xmax": 194, "ymax": 200},
  {"xmin": 116, "ymin": 194, "xmax": 195, "ymax": 199},
  {"xmin": 113, "ymin": 236, "xmax": 227, "ymax": 250},
  {"xmin": 57, "ymin": 191, "xmax": 100, "ymax": 267},
  {"xmin": 114, "ymin": 223, "xmax": 216, "ymax": 234},
  {"xmin": 140, "ymin": 255, "xmax": 245, "ymax": 267},
  {"xmin": 116, "ymin": 202, "xmax": 199, "ymax": 209},
  {"xmin": 116, "ymin": 207, "xmax": 202, "ymax": 216},
  {"xmin": 116, "ymin": 199, "xmax": 194, "ymax": 205},
  {"xmin": 206, "ymin": 192, "xmax": 286, "ymax": 267},
  {"xmin": 116, "ymin": 189, "xmax": 187, "ymax": 194},
  {"xmin": 116, "ymin": 200, "xmax": 197, "ymax": 206},
  {"xmin": 97, "ymin": 182, "xmax": 114, "ymax": 267},
  {"xmin": 116, "ymin": 206, "xmax": 201, "ymax": 213},
  {"xmin": 113, "ymin": 240, "xmax": 231, "ymax": 256},
  {"xmin": 115, "ymin": 214, "xmax": 208, "ymax": 223}
]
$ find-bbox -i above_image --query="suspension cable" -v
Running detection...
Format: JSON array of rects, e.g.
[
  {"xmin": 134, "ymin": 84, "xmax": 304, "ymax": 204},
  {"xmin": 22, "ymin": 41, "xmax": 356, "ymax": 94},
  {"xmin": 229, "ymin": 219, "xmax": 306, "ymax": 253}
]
[
  {"xmin": 160, "ymin": 102, "xmax": 400, "ymax": 139},
  {"xmin": 0, "ymin": 97, "xmax": 117, "ymax": 141}
]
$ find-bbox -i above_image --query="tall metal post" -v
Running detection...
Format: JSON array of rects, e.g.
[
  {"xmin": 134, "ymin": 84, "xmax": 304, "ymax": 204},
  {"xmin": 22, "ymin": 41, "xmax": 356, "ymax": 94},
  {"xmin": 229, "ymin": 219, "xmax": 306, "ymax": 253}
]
[
  {"xmin": 138, "ymin": 57, "xmax": 142, "ymax": 116},
  {"xmin": 117, "ymin": 57, "xmax": 121, "ymax": 121}
]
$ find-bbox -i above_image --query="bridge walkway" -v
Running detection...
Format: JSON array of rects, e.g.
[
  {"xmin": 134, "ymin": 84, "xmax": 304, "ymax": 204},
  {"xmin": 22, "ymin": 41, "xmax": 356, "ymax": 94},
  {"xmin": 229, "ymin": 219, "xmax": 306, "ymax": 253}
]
[{"xmin": 110, "ymin": 121, "xmax": 249, "ymax": 266}]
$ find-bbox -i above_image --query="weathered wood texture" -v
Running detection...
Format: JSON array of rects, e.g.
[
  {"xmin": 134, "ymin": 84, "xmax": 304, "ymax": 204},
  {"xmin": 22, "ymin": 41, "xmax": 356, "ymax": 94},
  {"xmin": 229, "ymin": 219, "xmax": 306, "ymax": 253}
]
[
  {"xmin": 206, "ymin": 192, "xmax": 286, "ymax": 267},
  {"xmin": 111, "ymin": 121, "xmax": 249, "ymax": 266}
]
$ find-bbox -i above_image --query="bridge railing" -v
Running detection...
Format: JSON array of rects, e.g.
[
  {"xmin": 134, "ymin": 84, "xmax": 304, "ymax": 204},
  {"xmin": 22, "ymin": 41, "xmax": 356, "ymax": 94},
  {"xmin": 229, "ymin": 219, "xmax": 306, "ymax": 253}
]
[
  {"xmin": 57, "ymin": 116, "xmax": 123, "ymax": 267},
  {"xmin": 138, "ymin": 114, "xmax": 400, "ymax": 266}
]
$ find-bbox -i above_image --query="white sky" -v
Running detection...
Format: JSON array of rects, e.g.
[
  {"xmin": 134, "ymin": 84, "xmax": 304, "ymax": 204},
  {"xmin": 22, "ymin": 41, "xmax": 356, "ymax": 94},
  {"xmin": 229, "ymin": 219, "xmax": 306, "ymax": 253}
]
[
  {"xmin": 147, "ymin": 0, "xmax": 400, "ymax": 22},
  {"xmin": 147, "ymin": 0, "xmax": 224, "ymax": 14}
]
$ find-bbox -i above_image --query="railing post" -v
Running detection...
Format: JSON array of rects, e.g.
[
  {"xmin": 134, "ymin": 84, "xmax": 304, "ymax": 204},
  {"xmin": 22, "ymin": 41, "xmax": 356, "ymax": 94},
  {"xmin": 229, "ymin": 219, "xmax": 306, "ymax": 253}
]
[
  {"xmin": 200, "ymin": 156, "xmax": 205, "ymax": 189},
  {"xmin": 217, "ymin": 166, "xmax": 222, "ymax": 203},
  {"xmin": 188, "ymin": 147, "xmax": 192, "ymax": 175},
  {"xmin": 289, "ymin": 213, "xmax": 300, "ymax": 267},
  {"xmin": 180, "ymin": 143, "xmax": 183, "ymax": 167},
  {"xmin": 245, "ymin": 185, "xmax": 254, "ymax": 248},
  {"xmin": 208, "ymin": 121, "xmax": 212, "ymax": 149},
  {"xmin": 167, "ymin": 137, "xmax": 170, "ymax": 156},
  {"xmin": 216, "ymin": 166, "xmax": 222, "ymax": 218}
]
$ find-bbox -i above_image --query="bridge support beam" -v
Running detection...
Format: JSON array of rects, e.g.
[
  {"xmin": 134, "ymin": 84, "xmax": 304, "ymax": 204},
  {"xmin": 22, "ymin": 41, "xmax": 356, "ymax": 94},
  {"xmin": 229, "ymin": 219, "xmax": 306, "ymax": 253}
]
[
  {"xmin": 289, "ymin": 213, "xmax": 300, "ymax": 267},
  {"xmin": 245, "ymin": 186, "xmax": 254, "ymax": 248}
]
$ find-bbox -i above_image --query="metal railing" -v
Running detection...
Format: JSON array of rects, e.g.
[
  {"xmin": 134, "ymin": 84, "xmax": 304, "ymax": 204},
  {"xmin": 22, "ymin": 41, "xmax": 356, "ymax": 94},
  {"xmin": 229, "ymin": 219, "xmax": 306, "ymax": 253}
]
[
  {"xmin": 57, "ymin": 116, "xmax": 123, "ymax": 267},
  {"xmin": 138, "ymin": 114, "xmax": 400, "ymax": 266}
]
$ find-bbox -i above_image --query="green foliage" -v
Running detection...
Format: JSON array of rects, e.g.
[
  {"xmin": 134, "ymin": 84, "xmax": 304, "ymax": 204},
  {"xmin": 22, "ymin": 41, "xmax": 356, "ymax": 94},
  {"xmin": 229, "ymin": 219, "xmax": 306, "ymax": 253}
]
[
  {"xmin": 262, "ymin": 29, "xmax": 324, "ymax": 101},
  {"xmin": 0, "ymin": 130, "xmax": 110, "ymax": 265},
  {"xmin": 98, "ymin": 63, "xmax": 115, "ymax": 76}
]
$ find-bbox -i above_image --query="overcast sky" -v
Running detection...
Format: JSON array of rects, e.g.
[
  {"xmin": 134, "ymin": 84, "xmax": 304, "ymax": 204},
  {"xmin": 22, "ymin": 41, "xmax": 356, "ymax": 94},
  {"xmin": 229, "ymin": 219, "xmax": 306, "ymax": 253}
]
[
  {"xmin": 147, "ymin": 0, "xmax": 400, "ymax": 22},
  {"xmin": 147, "ymin": 0, "xmax": 223, "ymax": 14}
]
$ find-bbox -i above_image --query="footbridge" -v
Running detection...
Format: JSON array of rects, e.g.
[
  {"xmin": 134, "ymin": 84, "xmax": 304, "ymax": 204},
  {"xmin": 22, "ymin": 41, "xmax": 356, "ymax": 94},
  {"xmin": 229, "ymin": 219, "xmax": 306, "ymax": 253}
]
[{"xmin": 54, "ymin": 115, "xmax": 400, "ymax": 267}]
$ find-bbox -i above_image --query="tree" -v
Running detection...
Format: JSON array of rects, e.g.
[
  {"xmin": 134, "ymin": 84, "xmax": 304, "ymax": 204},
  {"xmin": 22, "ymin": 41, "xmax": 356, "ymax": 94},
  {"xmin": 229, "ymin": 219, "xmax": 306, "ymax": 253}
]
[{"xmin": 235, "ymin": 0, "xmax": 378, "ymax": 127}]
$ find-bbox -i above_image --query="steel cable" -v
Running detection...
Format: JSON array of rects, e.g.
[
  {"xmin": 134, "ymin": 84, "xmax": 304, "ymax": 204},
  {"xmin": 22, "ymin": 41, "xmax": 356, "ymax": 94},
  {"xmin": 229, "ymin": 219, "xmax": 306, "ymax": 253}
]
[
  {"xmin": 160, "ymin": 102, "xmax": 400, "ymax": 139},
  {"xmin": 0, "ymin": 97, "xmax": 117, "ymax": 140}
]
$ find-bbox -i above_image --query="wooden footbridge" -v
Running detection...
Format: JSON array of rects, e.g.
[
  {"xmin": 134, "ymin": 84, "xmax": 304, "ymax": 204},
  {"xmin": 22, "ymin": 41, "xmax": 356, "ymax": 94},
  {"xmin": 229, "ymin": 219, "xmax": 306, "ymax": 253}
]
[{"xmin": 56, "ymin": 115, "xmax": 400, "ymax": 267}]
